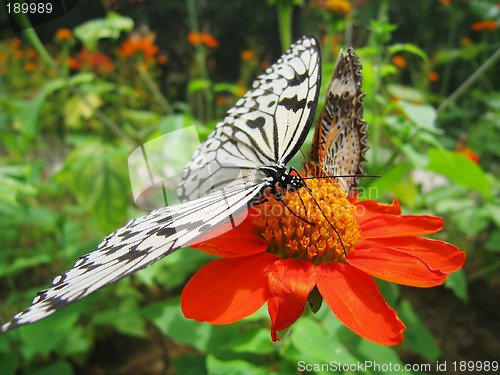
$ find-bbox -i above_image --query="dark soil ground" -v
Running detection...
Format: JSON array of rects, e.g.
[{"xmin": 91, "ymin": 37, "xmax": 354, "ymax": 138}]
[{"xmin": 399, "ymin": 274, "xmax": 500, "ymax": 374}]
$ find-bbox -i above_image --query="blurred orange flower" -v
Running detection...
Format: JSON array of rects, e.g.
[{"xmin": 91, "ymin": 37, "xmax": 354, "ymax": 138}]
[
  {"xmin": 311, "ymin": 0, "xmax": 351, "ymax": 16},
  {"xmin": 118, "ymin": 34, "xmax": 159, "ymax": 61},
  {"xmin": 24, "ymin": 62, "xmax": 36, "ymax": 71},
  {"xmin": 439, "ymin": 0, "xmax": 451, "ymax": 5},
  {"xmin": 392, "ymin": 55, "xmax": 407, "ymax": 69},
  {"xmin": 0, "ymin": 53, "xmax": 5, "ymax": 63},
  {"xmin": 27, "ymin": 49, "xmax": 37, "ymax": 58},
  {"xmin": 68, "ymin": 57, "xmax": 79, "ymax": 70},
  {"xmin": 460, "ymin": 37, "xmax": 472, "ymax": 45},
  {"xmin": 56, "ymin": 28, "xmax": 73, "ymax": 42},
  {"xmin": 428, "ymin": 71, "xmax": 439, "ymax": 81},
  {"xmin": 188, "ymin": 32, "xmax": 219, "ymax": 48},
  {"xmin": 215, "ymin": 95, "xmax": 228, "ymax": 106},
  {"xmin": 241, "ymin": 49, "xmax": 256, "ymax": 62},
  {"xmin": 471, "ymin": 20, "xmax": 497, "ymax": 31},
  {"xmin": 156, "ymin": 55, "xmax": 168, "ymax": 64},
  {"xmin": 10, "ymin": 38, "xmax": 21, "ymax": 48}
]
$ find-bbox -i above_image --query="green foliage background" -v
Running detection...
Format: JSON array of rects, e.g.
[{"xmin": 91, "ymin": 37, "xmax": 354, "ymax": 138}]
[{"xmin": 0, "ymin": 0, "xmax": 499, "ymax": 374}]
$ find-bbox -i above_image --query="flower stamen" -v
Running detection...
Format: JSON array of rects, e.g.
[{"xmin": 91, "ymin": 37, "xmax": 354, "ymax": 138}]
[{"xmin": 253, "ymin": 179, "xmax": 361, "ymax": 265}]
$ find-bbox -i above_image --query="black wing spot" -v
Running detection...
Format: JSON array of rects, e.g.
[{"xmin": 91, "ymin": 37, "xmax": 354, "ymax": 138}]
[
  {"xmin": 280, "ymin": 96, "xmax": 306, "ymax": 112},
  {"xmin": 247, "ymin": 116, "xmax": 266, "ymax": 129},
  {"xmin": 289, "ymin": 72, "xmax": 308, "ymax": 87}
]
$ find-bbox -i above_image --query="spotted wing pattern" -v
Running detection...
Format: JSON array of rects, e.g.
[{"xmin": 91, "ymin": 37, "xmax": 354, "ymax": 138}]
[
  {"xmin": 178, "ymin": 36, "xmax": 321, "ymax": 201},
  {"xmin": 305, "ymin": 48, "xmax": 368, "ymax": 193},
  {"xmin": 1, "ymin": 36, "xmax": 321, "ymax": 333}
]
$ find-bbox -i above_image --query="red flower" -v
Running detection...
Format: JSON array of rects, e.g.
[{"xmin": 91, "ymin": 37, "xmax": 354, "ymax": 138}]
[
  {"xmin": 181, "ymin": 179, "xmax": 465, "ymax": 345},
  {"xmin": 70, "ymin": 48, "xmax": 114, "ymax": 73}
]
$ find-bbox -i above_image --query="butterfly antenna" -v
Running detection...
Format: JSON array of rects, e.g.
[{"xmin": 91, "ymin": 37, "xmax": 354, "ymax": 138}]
[
  {"xmin": 279, "ymin": 196, "xmax": 315, "ymax": 226},
  {"xmin": 302, "ymin": 174, "xmax": 381, "ymax": 180}
]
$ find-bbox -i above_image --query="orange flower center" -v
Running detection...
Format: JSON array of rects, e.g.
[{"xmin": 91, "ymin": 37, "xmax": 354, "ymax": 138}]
[{"xmin": 253, "ymin": 179, "xmax": 360, "ymax": 264}]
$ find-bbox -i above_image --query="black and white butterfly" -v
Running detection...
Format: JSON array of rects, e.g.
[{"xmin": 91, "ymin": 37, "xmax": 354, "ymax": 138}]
[{"xmin": 1, "ymin": 36, "xmax": 322, "ymax": 333}]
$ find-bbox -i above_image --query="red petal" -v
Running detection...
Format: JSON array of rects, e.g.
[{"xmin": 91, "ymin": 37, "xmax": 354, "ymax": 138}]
[
  {"xmin": 181, "ymin": 252, "xmax": 277, "ymax": 324},
  {"xmin": 360, "ymin": 214, "xmax": 443, "ymax": 238},
  {"xmin": 358, "ymin": 237, "xmax": 466, "ymax": 274},
  {"xmin": 317, "ymin": 262, "xmax": 405, "ymax": 345},
  {"xmin": 191, "ymin": 228, "xmax": 267, "ymax": 257},
  {"xmin": 354, "ymin": 199, "xmax": 401, "ymax": 224},
  {"xmin": 347, "ymin": 247, "xmax": 447, "ymax": 287},
  {"xmin": 267, "ymin": 259, "xmax": 320, "ymax": 341}
]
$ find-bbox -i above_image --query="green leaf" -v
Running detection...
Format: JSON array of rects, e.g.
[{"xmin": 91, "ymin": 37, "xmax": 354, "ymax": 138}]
[
  {"xmin": 0, "ymin": 165, "xmax": 37, "ymax": 207},
  {"xmin": 18, "ymin": 309, "xmax": 81, "ymax": 360},
  {"xmin": 398, "ymin": 299, "xmax": 441, "ymax": 361},
  {"xmin": 59, "ymin": 326, "xmax": 92, "ymax": 357},
  {"xmin": 0, "ymin": 353, "xmax": 18, "ymax": 375},
  {"xmin": 398, "ymin": 102, "xmax": 438, "ymax": 133},
  {"xmin": 26, "ymin": 360, "xmax": 74, "ymax": 375},
  {"xmin": 426, "ymin": 148, "xmax": 492, "ymax": 197},
  {"xmin": 121, "ymin": 109, "xmax": 162, "ymax": 124},
  {"xmin": 0, "ymin": 254, "xmax": 51, "ymax": 277},
  {"xmin": 8, "ymin": 78, "xmax": 67, "ymax": 140},
  {"xmin": 485, "ymin": 202, "xmax": 500, "ymax": 227},
  {"xmin": 354, "ymin": 340, "xmax": 411, "ymax": 375},
  {"xmin": 388, "ymin": 43, "xmax": 429, "ymax": 61},
  {"xmin": 223, "ymin": 327, "xmax": 274, "ymax": 354},
  {"xmin": 64, "ymin": 93, "xmax": 103, "ymax": 129},
  {"xmin": 386, "ymin": 85, "xmax": 425, "ymax": 104},
  {"xmin": 92, "ymin": 307, "xmax": 146, "ymax": 337},
  {"xmin": 174, "ymin": 354, "xmax": 207, "ymax": 375},
  {"xmin": 288, "ymin": 317, "xmax": 357, "ymax": 365},
  {"xmin": 74, "ymin": 12, "xmax": 134, "ymax": 50},
  {"xmin": 444, "ymin": 269, "xmax": 468, "ymax": 301},
  {"xmin": 368, "ymin": 162, "xmax": 412, "ymax": 199},
  {"xmin": 57, "ymin": 141, "xmax": 131, "ymax": 232},
  {"xmin": 206, "ymin": 355, "xmax": 269, "ymax": 375},
  {"xmin": 213, "ymin": 83, "xmax": 241, "ymax": 95},
  {"xmin": 485, "ymin": 229, "xmax": 500, "ymax": 252},
  {"xmin": 188, "ymin": 79, "xmax": 212, "ymax": 94},
  {"xmin": 141, "ymin": 298, "xmax": 213, "ymax": 352},
  {"xmin": 136, "ymin": 248, "xmax": 211, "ymax": 289},
  {"xmin": 376, "ymin": 279, "xmax": 400, "ymax": 306}
]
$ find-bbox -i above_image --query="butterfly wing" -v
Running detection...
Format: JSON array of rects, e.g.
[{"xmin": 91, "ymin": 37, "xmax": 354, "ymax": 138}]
[
  {"xmin": 178, "ymin": 36, "xmax": 321, "ymax": 201},
  {"xmin": 306, "ymin": 48, "xmax": 368, "ymax": 193},
  {"xmin": 1, "ymin": 183, "xmax": 263, "ymax": 332}
]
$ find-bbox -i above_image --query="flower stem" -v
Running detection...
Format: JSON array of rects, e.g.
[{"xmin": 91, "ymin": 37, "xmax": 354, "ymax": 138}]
[
  {"xmin": 186, "ymin": 0, "xmax": 214, "ymax": 122},
  {"xmin": 137, "ymin": 63, "xmax": 173, "ymax": 115},
  {"xmin": 438, "ymin": 47, "xmax": 500, "ymax": 113},
  {"xmin": 276, "ymin": 0, "xmax": 293, "ymax": 52}
]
